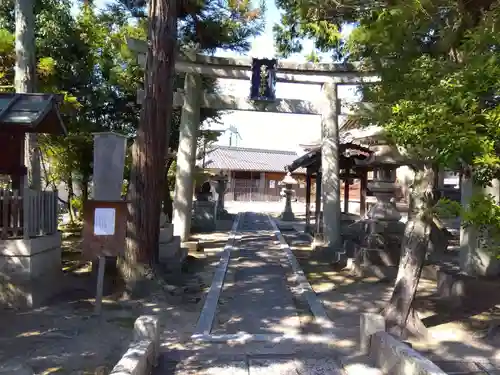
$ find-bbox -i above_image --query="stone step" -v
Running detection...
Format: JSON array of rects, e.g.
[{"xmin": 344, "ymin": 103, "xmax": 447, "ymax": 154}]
[
  {"xmin": 155, "ymin": 354, "xmax": 345, "ymax": 375},
  {"xmin": 159, "ymin": 235, "xmax": 188, "ymax": 272}
]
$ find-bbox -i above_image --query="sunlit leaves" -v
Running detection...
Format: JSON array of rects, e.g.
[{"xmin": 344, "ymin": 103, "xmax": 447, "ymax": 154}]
[
  {"xmin": 273, "ymin": 0, "xmax": 344, "ymax": 58},
  {"xmin": 0, "ymin": 28, "xmax": 14, "ymax": 86},
  {"xmin": 116, "ymin": 0, "xmax": 265, "ymax": 53},
  {"xmin": 347, "ymin": 3, "xmax": 500, "ymax": 176}
]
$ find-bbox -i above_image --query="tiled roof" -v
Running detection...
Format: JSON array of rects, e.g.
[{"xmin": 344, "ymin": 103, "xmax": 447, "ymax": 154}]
[
  {"xmin": 201, "ymin": 146, "xmax": 306, "ymax": 173},
  {"xmin": 0, "ymin": 93, "xmax": 66, "ymax": 135}
]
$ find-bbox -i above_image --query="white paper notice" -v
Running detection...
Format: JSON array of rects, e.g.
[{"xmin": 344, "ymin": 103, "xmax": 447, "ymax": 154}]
[{"xmin": 94, "ymin": 208, "xmax": 116, "ymax": 236}]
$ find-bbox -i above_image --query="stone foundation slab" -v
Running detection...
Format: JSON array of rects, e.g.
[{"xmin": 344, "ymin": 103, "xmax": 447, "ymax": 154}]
[
  {"xmin": 0, "ymin": 233, "xmax": 62, "ymax": 308},
  {"xmin": 0, "ymin": 233, "xmax": 61, "ymax": 280}
]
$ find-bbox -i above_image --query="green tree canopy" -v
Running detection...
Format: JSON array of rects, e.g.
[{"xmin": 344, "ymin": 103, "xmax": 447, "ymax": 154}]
[
  {"xmin": 275, "ymin": 0, "xmax": 500, "ymax": 182},
  {"xmin": 0, "ymin": 0, "xmax": 264, "ymax": 208},
  {"xmin": 274, "ymin": 0, "xmax": 500, "ymax": 334},
  {"xmin": 116, "ymin": 0, "xmax": 264, "ymax": 52}
]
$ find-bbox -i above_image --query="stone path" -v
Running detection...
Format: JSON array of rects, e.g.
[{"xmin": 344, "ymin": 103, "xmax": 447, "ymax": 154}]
[
  {"xmin": 212, "ymin": 214, "xmax": 300, "ymax": 336},
  {"xmin": 154, "ymin": 212, "xmax": 346, "ymax": 374}
]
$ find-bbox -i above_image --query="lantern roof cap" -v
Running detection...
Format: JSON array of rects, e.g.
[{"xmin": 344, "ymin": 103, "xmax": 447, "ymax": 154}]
[{"xmin": 281, "ymin": 172, "xmax": 298, "ymax": 185}]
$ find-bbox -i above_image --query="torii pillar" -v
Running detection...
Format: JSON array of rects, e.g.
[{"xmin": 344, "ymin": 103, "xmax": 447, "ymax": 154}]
[
  {"xmin": 317, "ymin": 82, "xmax": 342, "ymax": 259},
  {"xmin": 172, "ymin": 72, "xmax": 201, "ymax": 242}
]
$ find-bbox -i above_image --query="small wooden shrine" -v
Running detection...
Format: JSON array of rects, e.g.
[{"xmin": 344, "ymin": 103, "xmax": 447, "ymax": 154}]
[
  {"xmin": 0, "ymin": 93, "xmax": 66, "ymax": 185},
  {"xmin": 0, "ymin": 93, "xmax": 67, "ymax": 239},
  {"xmin": 287, "ymin": 141, "xmax": 372, "ymax": 233}
]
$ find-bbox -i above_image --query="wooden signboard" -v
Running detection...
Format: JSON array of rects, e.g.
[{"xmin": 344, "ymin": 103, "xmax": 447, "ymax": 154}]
[{"xmin": 82, "ymin": 200, "xmax": 128, "ymax": 260}]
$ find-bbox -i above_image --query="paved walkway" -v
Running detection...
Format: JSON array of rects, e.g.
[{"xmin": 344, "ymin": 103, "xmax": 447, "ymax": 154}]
[
  {"xmin": 154, "ymin": 212, "xmax": 345, "ymax": 374},
  {"xmin": 212, "ymin": 213, "xmax": 300, "ymax": 336}
]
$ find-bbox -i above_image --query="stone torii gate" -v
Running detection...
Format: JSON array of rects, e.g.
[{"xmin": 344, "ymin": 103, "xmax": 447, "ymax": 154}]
[{"xmin": 128, "ymin": 38, "xmax": 375, "ymax": 257}]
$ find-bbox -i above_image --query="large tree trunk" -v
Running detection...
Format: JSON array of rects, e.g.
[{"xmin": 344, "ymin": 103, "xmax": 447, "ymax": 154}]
[
  {"xmin": 15, "ymin": 0, "xmax": 41, "ymax": 190},
  {"xmin": 383, "ymin": 165, "xmax": 435, "ymax": 338},
  {"xmin": 162, "ymin": 157, "xmax": 175, "ymax": 220},
  {"xmin": 119, "ymin": 0, "xmax": 177, "ymax": 290}
]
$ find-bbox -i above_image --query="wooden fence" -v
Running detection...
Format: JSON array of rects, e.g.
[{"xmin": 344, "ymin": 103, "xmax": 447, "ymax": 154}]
[
  {"xmin": 0, "ymin": 189, "xmax": 58, "ymax": 240},
  {"xmin": 226, "ymin": 179, "xmax": 302, "ymax": 202}
]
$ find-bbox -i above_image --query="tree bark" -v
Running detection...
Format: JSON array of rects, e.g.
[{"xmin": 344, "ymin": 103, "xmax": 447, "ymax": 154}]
[
  {"xmin": 15, "ymin": 0, "xmax": 41, "ymax": 190},
  {"xmin": 81, "ymin": 178, "xmax": 89, "ymax": 202},
  {"xmin": 66, "ymin": 175, "xmax": 75, "ymax": 223},
  {"xmin": 383, "ymin": 166, "xmax": 435, "ymax": 338},
  {"xmin": 162, "ymin": 157, "xmax": 175, "ymax": 220},
  {"xmin": 119, "ymin": 0, "xmax": 177, "ymax": 289}
]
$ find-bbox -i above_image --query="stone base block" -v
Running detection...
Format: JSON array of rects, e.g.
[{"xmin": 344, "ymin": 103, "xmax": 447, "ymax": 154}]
[
  {"xmin": 345, "ymin": 261, "xmax": 398, "ymax": 280},
  {"xmin": 159, "ymin": 235, "xmax": 180, "ymax": 260},
  {"xmin": 462, "ymin": 245, "xmax": 500, "ymax": 277},
  {"xmin": 437, "ymin": 269, "xmax": 500, "ymax": 310},
  {"xmin": 192, "ymin": 201, "xmax": 216, "ymax": 233},
  {"xmin": 159, "ymin": 236, "xmax": 187, "ymax": 272},
  {"xmin": 182, "ymin": 240, "xmax": 200, "ymax": 253},
  {"xmin": 360, "ymin": 313, "xmax": 386, "ymax": 354},
  {"xmin": 0, "ymin": 234, "xmax": 63, "ymax": 309},
  {"xmin": 216, "ymin": 208, "xmax": 232, "ymax": 220},
  {"xmin": 159, "ymin": 224, "xmax": 174, "ymax": 244},
  {"xmin": 0, "ymin": 269, "xmax": 63, "ymax": 309},
  {"xmin": 0, "ymin": 233, "xmax": 62, "ymax": 279},
  {"xmin": 280, "ymin": 210, "xmax": 295, "ymax": 221},
  {"xmin": 311, "ymin": 242, "xmax": 345, "ymax": 265}
]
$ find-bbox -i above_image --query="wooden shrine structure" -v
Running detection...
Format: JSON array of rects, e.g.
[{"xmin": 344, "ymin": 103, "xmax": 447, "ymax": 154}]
[
  {"xmin": 0, "ymin": 93, "xmax": 66, "ymax": 239},
  {"xmin": 286, "ymin": 142, "xmax": 372, "ymax": 233}
]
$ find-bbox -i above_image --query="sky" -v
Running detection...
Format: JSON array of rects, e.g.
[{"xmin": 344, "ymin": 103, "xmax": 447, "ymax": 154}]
[
  {"xmin": 210, "ymin": 1, "xmax": 358, "ymax": 152},
  {"xmin": 86, "ymin": 0, "xmax": 359, "ymax": 152}
]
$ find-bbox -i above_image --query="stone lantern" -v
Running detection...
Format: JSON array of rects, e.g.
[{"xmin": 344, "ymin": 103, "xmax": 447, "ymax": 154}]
[
  {"xmin": 279, "ymin": 172, "xmax": 298, "ymax": 221},
  {"xmin": 367, "ymin": 167, "xmax": 402, "ymax": 223},
  {"xmin": 211, "ymin": 172, "xmax": 230, "ymax": 219},
  {"xmin": 363, "ymin": 145, "xmax": 405, "ymax": 244}
]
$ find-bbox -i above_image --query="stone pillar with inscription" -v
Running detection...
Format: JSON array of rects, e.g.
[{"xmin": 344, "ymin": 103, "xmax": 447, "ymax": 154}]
[
  {"xmin": 91, "ymin": 132, "xmax": 127, "ymax": 278},
  {"xmin": 460, "ymin": 177, "xmax": 500, "ymax": 276},
  {"xmin": 93, "ymin": 132, "xmax": 127, "ymax": 201},
  {"xmin": 90, "ymin": 132, "xmax": 128, "ymax": 313}
]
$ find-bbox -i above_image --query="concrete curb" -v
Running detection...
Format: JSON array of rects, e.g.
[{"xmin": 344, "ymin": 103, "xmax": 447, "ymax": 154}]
[
  {"xmin": 268, "ymin": 215, "xmax": 337, "ymax": 336},
  {"xmin": 360, "ymin": 313, "xmax": 447, "ymax": 375},
  {"xmin": 370, "ymin": 331, "xmax": 447, "ymax": 375},
  {"xmin": 110, "ymin": 315, "xmax": 160, "ymax": 375},
  {"xmin": 192, "ymin": 212, "xmax": 241, "ymax": 339}
]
